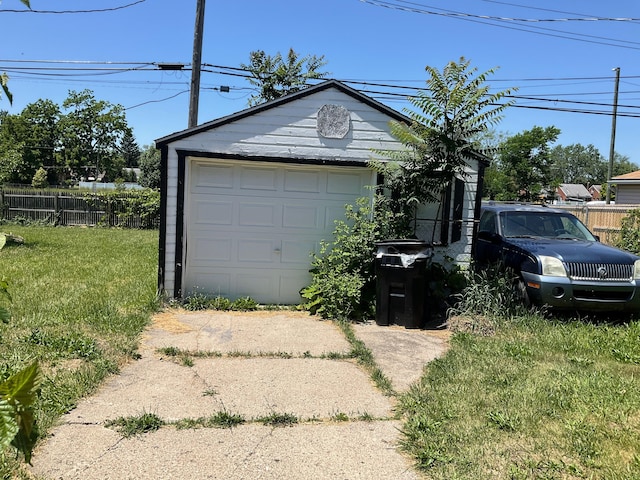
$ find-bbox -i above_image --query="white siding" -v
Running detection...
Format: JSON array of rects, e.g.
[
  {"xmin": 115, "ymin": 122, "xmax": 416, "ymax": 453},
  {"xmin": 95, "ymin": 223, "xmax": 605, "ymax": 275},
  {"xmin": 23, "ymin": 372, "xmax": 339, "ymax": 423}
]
[{"xmin": 164, "ymin": 89, "xmax": 404, "ymax": 163}]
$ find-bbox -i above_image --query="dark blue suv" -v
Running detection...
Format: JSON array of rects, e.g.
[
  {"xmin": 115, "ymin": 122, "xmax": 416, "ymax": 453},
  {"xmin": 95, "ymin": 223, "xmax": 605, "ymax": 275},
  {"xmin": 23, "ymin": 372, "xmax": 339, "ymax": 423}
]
[{"xmin": 473, "ymin": 203, "xmax": 640, "ymax": 312}]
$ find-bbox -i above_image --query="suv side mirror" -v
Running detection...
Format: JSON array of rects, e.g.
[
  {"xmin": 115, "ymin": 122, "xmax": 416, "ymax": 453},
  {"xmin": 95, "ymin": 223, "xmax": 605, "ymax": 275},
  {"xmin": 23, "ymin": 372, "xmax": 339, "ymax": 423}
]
[{"xmin": 477, "ymin": 231, "xmax": 501, "ymax": 243}]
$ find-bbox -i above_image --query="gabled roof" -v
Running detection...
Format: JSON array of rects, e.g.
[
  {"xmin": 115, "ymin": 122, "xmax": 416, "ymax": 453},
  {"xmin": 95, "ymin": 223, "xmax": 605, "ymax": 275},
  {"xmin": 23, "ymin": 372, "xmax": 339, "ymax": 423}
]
[
  {"xmin": 611, "ymin": 170, "xmax": 640, "ymax": 182},
  {"xmin": 558, "ymin": 183, "xmax": 591, "ymax": 199},
  {"xmin": 155, "ymin": 80, "xmax": 411, "ymax": 146}
]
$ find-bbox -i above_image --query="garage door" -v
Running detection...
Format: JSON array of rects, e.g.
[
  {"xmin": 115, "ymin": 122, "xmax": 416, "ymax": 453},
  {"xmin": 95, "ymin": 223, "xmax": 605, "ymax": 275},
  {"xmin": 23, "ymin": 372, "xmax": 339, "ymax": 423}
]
[{"xmin": 184, "ymin": 159, "xmax": 374, "ymax": 304}]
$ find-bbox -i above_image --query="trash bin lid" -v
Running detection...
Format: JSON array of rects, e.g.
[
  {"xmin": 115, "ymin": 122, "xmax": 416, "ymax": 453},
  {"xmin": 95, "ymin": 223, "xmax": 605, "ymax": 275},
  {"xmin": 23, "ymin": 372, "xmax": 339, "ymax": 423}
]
[{"xmin": 375, "ymin": 239, "xmax": 432, "ymax": 255}]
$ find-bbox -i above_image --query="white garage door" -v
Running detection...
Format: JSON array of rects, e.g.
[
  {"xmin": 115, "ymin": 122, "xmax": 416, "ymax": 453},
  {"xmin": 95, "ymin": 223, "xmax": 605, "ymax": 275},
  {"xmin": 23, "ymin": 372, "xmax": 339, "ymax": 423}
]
[{"xmin": 184, "ymin": 159, "xmax": 374, "ymax": 304}]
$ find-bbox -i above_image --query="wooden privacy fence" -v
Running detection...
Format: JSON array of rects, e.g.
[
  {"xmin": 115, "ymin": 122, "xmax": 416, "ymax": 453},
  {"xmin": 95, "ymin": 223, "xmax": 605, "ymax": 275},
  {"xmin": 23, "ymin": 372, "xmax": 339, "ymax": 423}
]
[
  {"xmin": 0, "ymin": 188, "xmax": 160, "ymax": 228},
  {"xmin": 555, "ymin": 204, "xmax": 640, "ymax": 246}
]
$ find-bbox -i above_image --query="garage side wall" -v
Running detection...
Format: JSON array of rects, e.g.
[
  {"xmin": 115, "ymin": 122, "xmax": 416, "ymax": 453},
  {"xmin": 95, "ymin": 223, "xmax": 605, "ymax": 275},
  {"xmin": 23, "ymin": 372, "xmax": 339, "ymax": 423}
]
[{"xmin": 414, "ymin": 162, "xmax": 480, "ymax": 268}]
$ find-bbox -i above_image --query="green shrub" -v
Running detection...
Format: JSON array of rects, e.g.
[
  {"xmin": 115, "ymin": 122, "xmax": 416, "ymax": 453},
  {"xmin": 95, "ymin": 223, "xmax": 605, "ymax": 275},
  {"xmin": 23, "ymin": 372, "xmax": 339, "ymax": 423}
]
[
  {"xmin": 616, "ymin": 208, "xmax": 640, "ymax": 254},
  {"xmin": 301, "ymin": 196, "xmax": 405, "ymax": 320},
  {"xmin": 210, "ymin": 296, "xmax": 232, "ymax": 310},
  {"xmin": 231, "ymin": 297, "xmax": 258, "ymax": 311},
  {"xmin": 182, "ymin": 292, "xmax": 211, "ymax": 311}
]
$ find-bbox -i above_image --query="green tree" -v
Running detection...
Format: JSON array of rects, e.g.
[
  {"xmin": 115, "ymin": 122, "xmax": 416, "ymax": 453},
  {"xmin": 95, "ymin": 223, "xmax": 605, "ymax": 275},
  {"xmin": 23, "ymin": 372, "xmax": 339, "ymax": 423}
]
[
  {"xmin": 58, "ymin": 89, "xmax": 129, "ymax": 181},
  {"xmin": 138, "ymin": 144, "xmax": 160, "ymax": 189},
  {"xmin": 549, "ymin": 143, "xmax": 606, "ymax": 186},
  {"xmin": 0, "ymin": 100, "xmax": 61, "ymax": 184},
  {"xmin": 31, "ymin": 167, "xmax": 48, "ymax": 188},
  {"xmin": 374, "ymin": 57, "xmax": 516, "ymax": 231},
  {"xmin": 241, "ymin": 48, "xmax": 329, "ymax": 106},
  {"xmin": 497, "ymin": 125, "xmax": 560, "ymax": 201},
  {"xmin": 21, "ymin": 99, "xmax": 61, "ymax": 183},
  {"xmin": 0, "ymin": 112, "xmax": 29, "ymax": 183},
  {"xmin": 612, "ymin": 152, "xmax": 638, "ymax": 177},
  {"xmin": 120, "ymin": 129, "xmax": 140, "ymax": 168},
  {"xmin": 0, "ymin": 144, "xmax": 24, "ymax": 184}
]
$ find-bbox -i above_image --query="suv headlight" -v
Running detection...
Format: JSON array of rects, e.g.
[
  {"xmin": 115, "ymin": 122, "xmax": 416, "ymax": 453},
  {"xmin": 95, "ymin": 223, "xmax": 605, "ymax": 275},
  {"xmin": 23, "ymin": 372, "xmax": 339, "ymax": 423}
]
[
  {"xmin": 634, "ymin": 260, "xmax": 640, "ymax": 280},
  {"xmin": 540, "ymin": 256, "xmax": 567, "ymax": 277}
]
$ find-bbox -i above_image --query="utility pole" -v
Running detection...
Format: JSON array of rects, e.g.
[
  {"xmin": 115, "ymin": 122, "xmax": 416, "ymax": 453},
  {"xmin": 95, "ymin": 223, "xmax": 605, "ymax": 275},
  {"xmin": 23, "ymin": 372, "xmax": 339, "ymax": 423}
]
[
  {"xmin": 188, "ymin": 0, "xmax": 205, "ymax": 128},
  {"xmin": 606, "ymin": 67, "xmax": 620, "ymax": 204}
]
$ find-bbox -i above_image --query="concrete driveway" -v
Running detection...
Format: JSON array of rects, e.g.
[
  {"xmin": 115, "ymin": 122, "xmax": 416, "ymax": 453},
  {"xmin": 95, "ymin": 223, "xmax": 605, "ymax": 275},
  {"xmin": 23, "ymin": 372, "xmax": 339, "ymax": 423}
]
[{"xmin": 29, "ymin": 310, "xmax": 449, "ymax": 479}]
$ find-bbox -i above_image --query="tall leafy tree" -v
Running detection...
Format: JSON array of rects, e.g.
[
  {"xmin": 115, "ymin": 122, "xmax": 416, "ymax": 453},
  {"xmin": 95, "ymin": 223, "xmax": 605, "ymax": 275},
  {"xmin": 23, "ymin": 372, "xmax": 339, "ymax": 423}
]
[
  {"xmin": 0, "ymin": 112, "xmax": 29, "ymax": 183},
  {"xmin": 20, "ymin": 99, "xmax": 61, "ymax": 183},
  {"xmin": 242, "ymin": 48, "xmax": 329, "ymax": 106},
  {"xmin": 497, "ymin": 125, "xmax": 560, "ymax": 201},
  {"xmin": 549, "ymin": 143, "xmax": 606, "ymax": 186},
  {"xmin": 375, "ymin": 57, "xmax": 516, "ymax": 229},
  {"xmin": 58, "ymin": 90, "xmax": 129, "ymax": 181},
  {"xmin": 138, "ymin": 144, "xmax": 161, "ymax": 189}
]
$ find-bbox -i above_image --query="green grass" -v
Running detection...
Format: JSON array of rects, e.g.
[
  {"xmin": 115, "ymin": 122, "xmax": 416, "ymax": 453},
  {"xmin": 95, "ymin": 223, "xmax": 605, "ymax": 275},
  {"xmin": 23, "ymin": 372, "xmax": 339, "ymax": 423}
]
[
  {"xmin": 105, "ymin": 412, "xmax": 164, "ymax": 438},
  {"xmin": 0, "ymin": 226, "xmax": 158, "ymax": 476},
  {"xmin": 398, "ymin": 314, "xmax": 640, "ymax": 479}
]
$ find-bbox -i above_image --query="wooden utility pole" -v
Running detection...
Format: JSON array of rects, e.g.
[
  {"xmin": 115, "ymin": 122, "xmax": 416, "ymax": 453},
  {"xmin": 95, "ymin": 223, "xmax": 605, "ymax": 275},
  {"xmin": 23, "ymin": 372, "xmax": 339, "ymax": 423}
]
[
  {"xmin": 606, "ymin": 67, "xmax": 620, "ymax": 204},
  {"xmin": 188, "ymin": 0, "xmax": 206, "ymax": 128}
]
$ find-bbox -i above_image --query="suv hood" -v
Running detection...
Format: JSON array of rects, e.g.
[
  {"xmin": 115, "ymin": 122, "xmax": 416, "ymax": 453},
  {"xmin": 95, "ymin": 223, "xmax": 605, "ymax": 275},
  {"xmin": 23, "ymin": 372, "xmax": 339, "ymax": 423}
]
[{"xmin": 507, "ymin": 237, "xmax": 639, "ymax": 264}]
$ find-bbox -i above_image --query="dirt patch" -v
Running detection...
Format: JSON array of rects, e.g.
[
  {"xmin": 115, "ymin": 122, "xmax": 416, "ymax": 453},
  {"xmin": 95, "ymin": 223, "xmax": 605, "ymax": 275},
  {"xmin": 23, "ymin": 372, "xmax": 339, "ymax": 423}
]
[{"xmin": 151, "ymin": 310, "xmax": 194, "ymax": 333}]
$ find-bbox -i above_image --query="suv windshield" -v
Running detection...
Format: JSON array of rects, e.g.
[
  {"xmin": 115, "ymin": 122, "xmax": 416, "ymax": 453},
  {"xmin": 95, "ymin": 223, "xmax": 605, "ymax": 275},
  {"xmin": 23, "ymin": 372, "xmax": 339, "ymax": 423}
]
[{"xmin": 499, "ymin": 211, "xmax": 596, "ymax": 241}]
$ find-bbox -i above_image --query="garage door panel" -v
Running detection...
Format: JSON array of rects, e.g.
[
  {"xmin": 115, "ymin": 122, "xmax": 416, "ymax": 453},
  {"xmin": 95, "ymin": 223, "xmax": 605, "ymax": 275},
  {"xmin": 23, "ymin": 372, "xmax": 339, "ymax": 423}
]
[
  {"xmin": 238, "ymin": 202, "xmax": 278, "ymax": 227},
  {"xmin": 240, "ymin": 166, "xmax": 278, "ymax": 191},
  {"xmin": 280, "ymin": 238, "xmax": 317, "ymax": 264},
  {"xmin": 192, "ymin": 163, "xmax": 234, "ymax": 190},
  {"xmin": 237, "ymin": 239, "xmax": 277, "ymax": 263},
  {"xmin": 191, "ymin": 271, "xmax": 232, "ymax": 297},
  {"xmin": 327, "ymin": 171, "xmax": 367, "ymax": 195},
  {"xmin": 193, "ymin": 199, "xmax": 234, "ymax": 225},
  {"xmin": 191, "ymin": 237, "xmax": 233, "ymax": 262},
  {"xmin": 283, "ymin": 169, "xmax": 321, "ymax": 193},
  {"xmin": 235, "ymin": 272, "xmax": 278, "ymax": 300},
  {"xmin": 282, "ymin": 204, "xmax": 320, "ymax": 229}
]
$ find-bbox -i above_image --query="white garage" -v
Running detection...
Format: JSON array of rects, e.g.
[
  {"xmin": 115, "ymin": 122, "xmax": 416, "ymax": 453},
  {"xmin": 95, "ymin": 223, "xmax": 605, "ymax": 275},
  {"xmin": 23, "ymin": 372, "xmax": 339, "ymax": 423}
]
[
  {"xmin": 156, "ymin": 80, "xmax": 481, "ymax": 304},
  {"xmin": 185, "ymin": 159, "xmax": 374, "ymax": 303}
]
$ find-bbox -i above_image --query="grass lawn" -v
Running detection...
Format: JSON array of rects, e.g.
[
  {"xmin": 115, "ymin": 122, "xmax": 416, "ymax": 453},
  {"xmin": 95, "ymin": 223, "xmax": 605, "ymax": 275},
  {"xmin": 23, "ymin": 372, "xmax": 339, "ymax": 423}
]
[
  {"xmin": 399, "ymin": 313, "xmax": 640, "ymax": 479},
  {"xmin": 0, "ymin": 226, "xmax": 158, "ymax": 478}
]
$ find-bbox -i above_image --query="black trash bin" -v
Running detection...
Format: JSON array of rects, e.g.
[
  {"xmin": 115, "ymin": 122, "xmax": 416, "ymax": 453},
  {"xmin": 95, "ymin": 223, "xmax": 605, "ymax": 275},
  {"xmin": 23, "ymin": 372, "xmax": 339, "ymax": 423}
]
[{"xmin": 374, "ymin": 240, "xmax": 433, "ymax": 329}]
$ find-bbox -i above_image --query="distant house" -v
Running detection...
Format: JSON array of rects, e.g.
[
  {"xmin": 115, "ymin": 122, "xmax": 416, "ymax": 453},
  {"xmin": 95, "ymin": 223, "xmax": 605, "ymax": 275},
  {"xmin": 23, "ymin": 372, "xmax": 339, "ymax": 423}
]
[
  {"xmin": 610, "ymin": 170, "xmax": 640, "ymax": 204},
  {"xmin": 556, "ymin": 183, "xmax": 592, "ymax": 203},
  {"xmin": 588, "ymin": 184, "xmax": 601, "ymax": 200}
]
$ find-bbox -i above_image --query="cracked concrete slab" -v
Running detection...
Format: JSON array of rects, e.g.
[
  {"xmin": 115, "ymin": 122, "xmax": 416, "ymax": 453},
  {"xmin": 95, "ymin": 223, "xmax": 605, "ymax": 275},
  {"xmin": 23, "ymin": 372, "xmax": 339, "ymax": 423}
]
[{"xmin": 29, "ymin": 310, "xmax": 448, "ymax": 480}]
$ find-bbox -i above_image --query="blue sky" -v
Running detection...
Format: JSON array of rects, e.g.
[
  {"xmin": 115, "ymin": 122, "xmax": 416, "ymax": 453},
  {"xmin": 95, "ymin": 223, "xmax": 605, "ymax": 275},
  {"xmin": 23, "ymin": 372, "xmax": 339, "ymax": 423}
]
[{"xmin": 3, "ymin": 0, "xmax": 640, "ymax": 165}]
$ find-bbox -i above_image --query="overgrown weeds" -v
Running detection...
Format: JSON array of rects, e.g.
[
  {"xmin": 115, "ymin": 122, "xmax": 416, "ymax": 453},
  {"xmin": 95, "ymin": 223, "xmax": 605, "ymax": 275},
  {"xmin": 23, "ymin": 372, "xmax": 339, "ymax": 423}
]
[{"xmin": 181, "ymin": 293, "xmax": 258, "ymax": 312}]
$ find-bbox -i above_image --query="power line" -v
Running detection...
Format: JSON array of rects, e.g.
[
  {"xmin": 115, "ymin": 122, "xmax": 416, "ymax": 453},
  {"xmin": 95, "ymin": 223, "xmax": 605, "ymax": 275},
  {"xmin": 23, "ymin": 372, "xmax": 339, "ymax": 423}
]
[
  {"xmin": 359, "ymin": 0, "xmax": 640, "ymax": 50},
  {"xmin": 365, "ymin": 0, "xmax": 640, "ymax": 22},
  {"xmin": 2, "ymin": 58, "xmax": 638, "ymax": 118},
  {"xmin": 0, "ymin": 0, "xmax": 147, "ymax": 14},
  {"xmin": 481, "ymin": 0, "xmax": 640, "ymax": 24}
]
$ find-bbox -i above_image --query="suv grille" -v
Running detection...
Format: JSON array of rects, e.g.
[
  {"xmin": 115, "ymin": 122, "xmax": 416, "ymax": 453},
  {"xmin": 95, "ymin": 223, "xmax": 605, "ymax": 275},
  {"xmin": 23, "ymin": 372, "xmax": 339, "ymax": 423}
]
[{"xmin": 565, "ymin": 262, "xmax": 633, "ymax": 281}]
